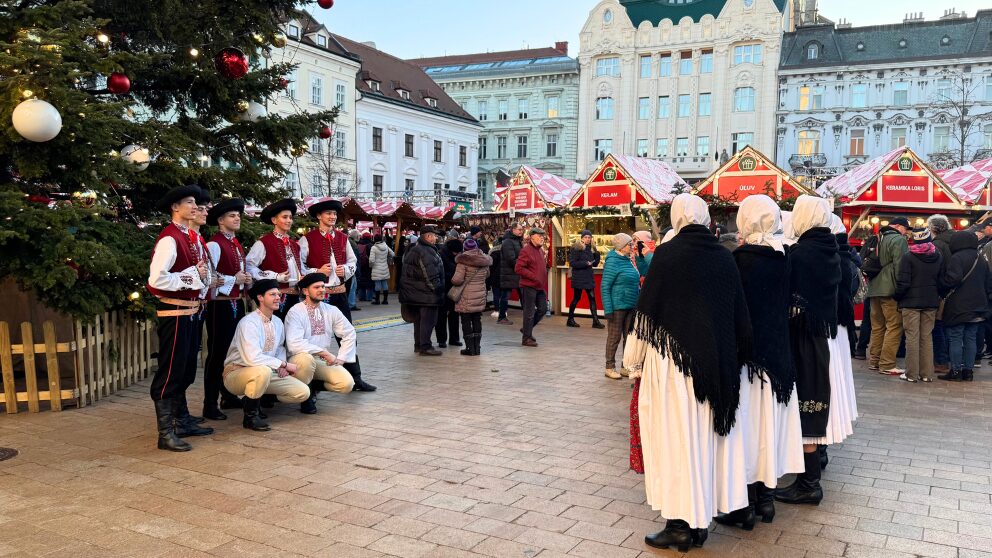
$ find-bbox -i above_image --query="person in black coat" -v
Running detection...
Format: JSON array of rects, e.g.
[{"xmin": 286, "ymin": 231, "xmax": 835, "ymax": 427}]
[
  {"xmin": 490, "ymin": 237, "xmax": 503, "ymax": 317},
  {"xmin": 436, "ymin": 237, "xmax": 463, "ymax": 348},
  {"xmin": 566, "ymin": 229, "xmax": 605, "ymax": 328},
  {"xmin": 894, "ymin": 229, "xmax": 943, "ymax": 382},
  {"xmin": 928, "ymin": 214, "xmax": 954, "ymax": 372},
  {"xmin": 497, "ymin": 224, "xmax": 524, "ymax": 324},
  {"xmin": 400, "ymin": 227, "xmax": 446, "ymax": 356},
  {"xmin": 938, "ymin": 230, "xmax": 992, "ymax": 381}
]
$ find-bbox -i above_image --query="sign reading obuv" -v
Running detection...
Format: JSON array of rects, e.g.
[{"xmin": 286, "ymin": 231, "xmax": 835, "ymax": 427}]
[{"xmin": 880, "ymin": 174, "xmax": 929, "ymax": 203}]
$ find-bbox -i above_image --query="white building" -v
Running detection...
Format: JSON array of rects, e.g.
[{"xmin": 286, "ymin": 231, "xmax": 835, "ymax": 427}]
[
  {"xmin": 777, "ymin": 9, "xmax": 992, "ymax": 179},
  {"xmin": 333, "ymin": 36, "xmax": 482, "ymax": 205},
  {"xmin": 576, "ymin": 0, "xmax": 794, "ymax": 182}
]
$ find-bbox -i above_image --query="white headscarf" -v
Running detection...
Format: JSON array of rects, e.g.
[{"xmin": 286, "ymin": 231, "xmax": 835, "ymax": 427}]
[
  {"xmin": 790, "ymin": 195, "xmax": 833, "ymax": 238},
  {"xmin": 828, "ymin": 213, "xmax": 847, "ymax": 234},
  {"xmin": 736, "ymin": 195, "xmax": 785, "ymax": 254},
  {"xmin": 779, "ymin": 211, "xmax": 795, "ymax": 246},
  {"xmin": 670, "ymin": 193, "xmax": 711, "ymax": 234}
]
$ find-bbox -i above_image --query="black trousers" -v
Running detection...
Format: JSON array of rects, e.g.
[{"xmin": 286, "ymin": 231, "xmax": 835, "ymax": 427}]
[
  {"xmin": 460, "ymin": 312, "xmax": 482, "ymax": 340},
  {"xmin": 856, "ymin": 297, "xmax": 871, "ymax": 353},
  {"xmin": 412, "ymin": 305, "xmax": 440, "ymax": 351},
  {"xmin": 435, "ymin": 299, "xmax": 460, "ymax": 344},
  {"xmin": 567, "ymin": 287, "xmax": 599, "ymax": 319},
  {"xmin": 203, "ymin": 299, "xmax": 245, "ymax": 406},
  {"xmin": 326, "ymin": 280, "xmax": 364, "ymax": 382},
  {"xmin": 151, "ymin": 305, "xmax": 202, "ymax": 402},
  {"xmin": 521, "ymin": 287, "xmax": 548, "ymax": 340}
]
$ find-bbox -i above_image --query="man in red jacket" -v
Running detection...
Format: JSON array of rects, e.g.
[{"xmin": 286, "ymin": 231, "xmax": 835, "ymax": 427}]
[{"xmin": 515, "ymin": 227, "xmax": 550, "ymax": 347}]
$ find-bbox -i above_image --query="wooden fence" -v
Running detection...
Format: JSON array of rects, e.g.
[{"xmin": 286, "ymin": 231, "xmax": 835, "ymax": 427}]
[{"xmin": 0, "ymin": 312, "xmax": 155, "ymax": 413}]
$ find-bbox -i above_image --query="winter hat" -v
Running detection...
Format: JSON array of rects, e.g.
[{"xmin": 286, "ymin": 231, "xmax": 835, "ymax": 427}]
[
  {"xmin": 579, "ymin": 229, "xmax": 593, "ymax": 238},
  {"xmin": 469, "ymin": 226, "xmax": 482, "ymax": 235},
  {"xmin": 529, "ymin": 227, "xmax": 546, "ymax": 237},
  {"xmin": 464, "ymin": 238, "xmax": 479, "ymax": 251},
  {"xmin": 912, "ymin": 228, "xmax": 933, "ymax": 243},
  {"xmin": 889, "ymin": 216, "xmax": 911, "ymax": 228},
  {"xmin": 612, "ymin": 232, "xmax": 633, "ymax": 250}
]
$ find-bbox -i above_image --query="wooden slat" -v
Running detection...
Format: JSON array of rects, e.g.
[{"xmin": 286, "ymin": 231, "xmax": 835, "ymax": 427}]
[
  {"xmin": 109, "ymin": 312, "xmax": 118, "ymax": 392},
  {"xmin": 0, "ymin": 389, "xmax": 77, "ymax": 403},
  {"xmin": 0, "ymin": 323, "xmax": 16, "ymax": 414},
  {"xmin": 86, "ymin": 321, "xmax": 97, "ymax": 402},
  {"xmin": 74, "ymin": 321, "xmax": 87, "ymax": 408},
  {"xmin": 9, "ymin": 342, "xmax": 74, "ymax": 354},
  {"xmin": 95, "ymin": 314, "xmax": 105, "ymax": 398},
  {"xmin": 43, "ymin": 322, "xmax": 62, "ymax": 411},
  {"xmin": 21, "ymin": 323, "xmax": 39, "ymax": 413}
]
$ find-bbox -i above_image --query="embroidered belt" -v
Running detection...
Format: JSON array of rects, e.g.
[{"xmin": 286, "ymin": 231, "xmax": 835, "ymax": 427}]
[
  {"xmin": 157, "ymin": 297, "xmax": 203, "ymax": 317},
  {"xmin": 212, "ymin": 296, "xmax": 243, "ymax": 301},
  {"xmin": 325, "ymin": 285, "xmax": 347, "ymax": 295},
  {"xmin": 279, "ymin": 287, "xmax": 298, "ymax": 295}
]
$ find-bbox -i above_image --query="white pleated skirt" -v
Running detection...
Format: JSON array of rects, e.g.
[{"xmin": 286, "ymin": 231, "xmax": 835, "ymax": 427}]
[
  {"xmin": 740, "ymin": 367, "xmax": 805, "ymax": 487},
  {"xmin": 802, "ymin": 325, "xmax": 859, "ymax": 445},
  {"xmin": 633, "ymin": 338, "xmax": 748, "ymax": 529}
]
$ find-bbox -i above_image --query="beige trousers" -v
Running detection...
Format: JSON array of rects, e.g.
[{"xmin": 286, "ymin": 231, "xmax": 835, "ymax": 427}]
[
  {"xmin": 223, "ymin": 365, "xmax": 312, "ymax": 403},
  {"xmin": 869, "ymin": 297, "xmax": 903, "ymax": 370},
  {"xmin": 901, "ymin": 309, "xmax": 936, "ymax": 381},
  {"xmin": 290, "ymin": 353, "xmax": 355, "ymax": 393}
]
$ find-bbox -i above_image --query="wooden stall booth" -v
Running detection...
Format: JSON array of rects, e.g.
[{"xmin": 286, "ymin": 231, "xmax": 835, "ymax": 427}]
[{"xmin": 693, "ymin": 146, "xmax": 815, "ymax": 205}]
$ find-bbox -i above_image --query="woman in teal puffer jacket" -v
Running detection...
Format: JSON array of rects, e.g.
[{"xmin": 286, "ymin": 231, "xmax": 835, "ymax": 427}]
[{"xmin": 602, "ymin": 233, "xmax": 643, "ymax": 379}]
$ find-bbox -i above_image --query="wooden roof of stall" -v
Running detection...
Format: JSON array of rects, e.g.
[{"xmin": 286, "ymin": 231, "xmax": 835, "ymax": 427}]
[{"xmin": 569, "ymin": 153, "xmax": 688, "ymax": 208}]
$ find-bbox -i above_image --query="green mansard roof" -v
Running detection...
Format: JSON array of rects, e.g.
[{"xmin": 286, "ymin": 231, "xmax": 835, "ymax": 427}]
[{"xmin": 620, "ymin": 0, "xmax": 788, "ymax": 26}]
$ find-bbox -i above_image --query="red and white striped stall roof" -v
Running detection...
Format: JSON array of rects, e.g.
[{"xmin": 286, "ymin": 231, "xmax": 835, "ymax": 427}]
[
  {"xmin": 495, "ymin": 166, "xmax": 581, "ymax": 211},
  {"xmin": 938, "ymin": 158, "xmax": 992, "ymax": 206},
  {"xmin": 608, "ymin": 155, "xmax": 688, "ymax": 203}
]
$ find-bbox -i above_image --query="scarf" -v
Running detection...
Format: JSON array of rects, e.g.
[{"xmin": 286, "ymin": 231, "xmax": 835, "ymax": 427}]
[
  {"xmin": 911, "ymin": 242, "xmax": 936, "ymax": 255},
  {"xmin": 629, "ymin": 224, "xmax": 752, "ymax": 436},
  {"xmin": 790, "ymin": 227, "xmax": 841, "ymax": 338},
  {"xmin": 835, "ymin": 233, "xmax": 857, "ymax": 331},
  {"xmin": 736, "ymin": 195, "xmax": 785, "ymax": 254}
]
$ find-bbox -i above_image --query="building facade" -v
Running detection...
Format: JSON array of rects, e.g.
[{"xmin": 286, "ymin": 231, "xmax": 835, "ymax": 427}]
[
  {"xmin": 576, "ymin": 0, "xmax": 793, "ymax": 182},
  {"xmin": 777, "ymin": 9, "xmax": 992, "ymax": 182},
  {"xmin": 411, "ymin": 44, "xmax": 581, "ymax": 204}
]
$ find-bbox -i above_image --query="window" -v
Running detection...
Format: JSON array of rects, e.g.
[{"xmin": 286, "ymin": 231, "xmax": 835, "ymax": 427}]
[
  {"xmin": 679, "ymin": 51, "xmax": 693, "ymax": 75},
  {"xmin": 596, "ymin": 97, "xmax": 614, "ymax": 119},
  {"xmin": 498, "ymin": 99, "xmax": 508, "ymax": 120},
  {"xmin": 335, "ymin": 83, "xmax": 346, "ymax": 108},
  {"xmin": 700, "ymin": 50, "xmax": 713, "ymax": 74},
  {"xmin": 638, "ymin": 97, "xmax": 651, "ymax": 120},
  {"xmin": 852, "ymin": 83, "xmax": 868, "ymax": 108},
  {"xmin": 733, "ymin": 44, "xmax": 762, "ymax": 65},
  {"xmin": 337, "ymin": 177, "xmax": 347, "ymax": 194},
  {"xmin": 798, "ymin": 85, "xmax": 823, "ymax": 110},
  {"xmin": 891, "ymin": 127, "xmax": 907, "ymax": 149},
  {"xmin": 640, "ymin": 55, "xmax": 652, "ymax": 78},
  {"xmin": 478, "ymin": 100, "xmax": 488, "ymax": 121},
  {"xmin": 405, "ymin": 134, "xmax": 414, "ymax": 157},
  {"xmin": 893, "ymin": 82, "xmax": 909, "ymax": 106},
  {"xmin": 594, "ymin": 139, "xmax": 612, "ymax": 161},
  {"xmin": 547, "ymin": 96, "xmax": 560, "ymax": 118},
  {"xmin": 459, "ymin": 145, "xmax": 467, "ymax": 167},
  {"xmin": 288, "ymin": 24, "xmax": 300, "ymax": 38},
  {"xmin": 479, "ymin": 137, "xmax": 487, "ymax": 159},
  {"xmin": 405, "ymin": 179, "xmax": 415, "ymax": 194},
  {"xmin": 517, "ymin": 98, "xmax": 529, "ymax": 120},
  {"xmin": 732, "ymin": 132, "xmax": 753, "ymax": 154},
  {"xmin": 676, "ymin": 137, "xmax": 689, "ymax": 157},
  {"xmin": 698, "ymin": 93, "xmax": 711, "ymax": 116},
  {"xmin": 658, "ymin": 96, "xmax": 670, "ymax": 118},
  {"xmin": 516, "ymin": 136, "xmax": 528, "ymax": 158},
  {"xmin": 636, "ymin": 139, "xmax": 649, "ymax": 157},
  {"xmin": 372, "ymin": 127, "xmax": 383, "ymax": 152},
  {"xmin": 285, "ymin": 171, "xmax": 299, "ymax": 190},
  {"xmin": 425, "ymin": 97, "xmax": 437, "ymax": 108},
  {"xmin": 677, "ymin": 94, "xmax": 691, "ymax": 117},
  {"xmin": 987, "ymin": 76, "xmax": 992, "ymax": 101},
  {"xmin": 696, "ymin": 136, "xmax": 710, "ymax": 157},
  {"xmin": 807, "ymin": 43, "xmax": 819, "ymax": 60},
  {"xmin": 656, "ymin": 138, "xmax": 669, "ymax": 158},
  {"xmin": 433, "ymin": 140, "xmax": 443, "ymax": 162},
  {"xmin": 433, "ymin": 183, "xmax": 442, "ymax": 199},
  {"xmin": 369, "ymin": 80, "xmax": 380, "ymax": 92},
  {"xmin": 397, "ymin": 89, "xmax": 410, "ymax": 100},
  {"xmin": 734, "ymin": 87, "xmax": 755, "ymax": 112},
  {"xmin": 933, "ymin": 126, "xmax": 950, "ymax": 152},
  {"xmin": 496, "ymin": 136, "xmax": 507, "ymax": 158},
  {"xmin": 546, "ymin": 134, "xmax": 558, "ymax": 157},
  {"xmin": 596, "ymin": 57, "xmax": 620, "ymax": 77},
  {"xmin": 797, "ymin": 130, "xmax": 821, "ymax": 155},
  {"xmin": 312, "ymin": 173, "xmax": 323, "ymax": 196},
  {"xmin": 286, "ymin": 70, "xmax": 297, "ymax": 99},
  {"xmin": 659, "ymin": 54, "xmax": 672, "ymax": 77},
  {"xmin": 372, "ymin": 174, "xmax": 383, "ymax": 197},
  {"xmin": 310, "ymin": 74, "xmax": 323, "ymax": 105},
  {"xmin": 335, "ymin": 130, "xmax": 346, "ymax": 158},
  {"xmin": 936, "ymin": 79, "xmax": 952, "ymax": 100},
  {"xmin": 310, "ymin": 137, "xmax": 323, "ymax": 154},
  {"xmin": 317, "ymin": 35, "xmax": 327, "ymax": 48},
  {"xmin": 604, "ymin": 8, "xmax": 613, "ymax": 23},
  {"xmin": 849, "ymin": 129, "xmax": 865, "ymax": 156},
  {"xmin": 985, "ymin": 124, "xmax": 992, "ymax": 149}
]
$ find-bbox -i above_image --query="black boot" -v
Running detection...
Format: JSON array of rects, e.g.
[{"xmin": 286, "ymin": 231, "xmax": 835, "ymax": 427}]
[
  {"xmin": 962, "ymin": 368, "xmax": 975, "ymax": 381},
  {"xmin": 714, "ymin": 484, "xmax": 757, "ymax": 530},
  {"xmin": 939, "ymin": 368, "xmax": 963, "ymax": 381},
  {"xmin": 473, "ymin": 334, "xmax": 482, "ymax": 356},
  {"xmin": 300, "ymin": 393, "xmax": 318, "ymax": 414},
  {"xmin": 382, "ymin": 291, "xmax": 389, "ymax": 305},
  {"xmin": 202, "ymin": 404, "xmax": 227, "ymax": 421},
  {"xmin": 220, "ymin": 395, "xmax": 242, "ymax": 410},
  {"xmin": 774, "ymin": 450, "xmax": 823, "ymax": 505},
  {"xmin": 353, "ymin": 376, "xmax": 378, "ymax": 392},
  {"xmin": 692, "ymin": 528, "xmax": 708, "ymax": 548},
  {"xmin": 460, "ymin": 337, "xmax": 473, "ymax": 355},
  {"xmin": 566, "ymin": 318, "xmax": 580, "ymax": 328},
  {"xmin": 591, "ymin": 312, "xmax": 606, "ymax": 329},
  {"xmin": 754, "ymin": 482, "xmax": 775, "ymax": 523},
  {"xmin": 372, "ymin": 291, "xmax": 381, "ymax": 305},
  {"xmin": 242, "ymin": 397, "xmax": 271, "ymax": 431},
  {"xmin": 819, "ymin": 445, "xmax": 829, "ymax": 470},
  {"xmin": 645, "ymin": 519, "xmax": 694, "ymax": 552},
  {"xmin": 179, "ymin": 394, "xmax": 206, "ymax": 424},
  {"xmin": 155, "ymin": 399, "xmax": 191, "ymax": 452},
  {"xmin": 260, "ymin": 393, "xmax": 277, "ymax": 407},
  {"xmin": 174, "ymin": 396, "xmax": 214, "ymax": 437}
]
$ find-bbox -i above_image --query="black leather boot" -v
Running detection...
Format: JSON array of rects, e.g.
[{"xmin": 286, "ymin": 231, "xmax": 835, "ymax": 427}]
[
  {"xmin": 174, "ymin": 396, "xmax": 214, "ymax": 437},
  {"xmin": 692, "ymin": 527, "xmax": 708, "ymax": 547},
  {"xmin": 202, "ymin": 402, "xmax": 227, "ymax": 421},
  {"xmin": 645, "ymin": 519, "xmax": 694, "ymax": 552},
  {"xmin": 178, "ymin": 394, "xmax": 206, "ymax": 424},
  {"xmin": 382, "ymin": 292, "xmax": 389, "ymax": 305},
  {"xmin": 566, "ymin": 318, "xmax": 580, "ymax": 328},
  {"xmin": 243, "ymin": 397, "xmax": 271, "ymax": 431},
  {"xmin": 220, "ymin": 395, "xmax": 242, "ymax": 410},
  {"xmin": 754, "ymin": 482, "xmax": 775, "ymax": 523},
  {"xmin": 774, "ymin": 450, "xmax": 823, "ymax": 505},
  {"xmin": 939, "ymin": 368, "xmax": 963, "ymax": 381},
  {"xmin": 300, "ymin": 393, "xmax": 318, "ymax": 414},
  {"xmin": 155, "ymin": 399, "xmax": 191, "ymax": 452},
  {"xmin": 473, "ymin": 333, "xmax": 482, "ymax": 356},
  {"xmin": 962, "ymin": 368, "xmax": 975, "ymax": 381},
  {"xmin": 819, "ymin": 445, "xmax": 829, "ymax": 470},
  {"xmin": 372, "ymin": 292, "xmax": 381, "ymax": 305},
  {"xmin": 714, "ymin": 484, "xmax": 757, "ymax": 530}
]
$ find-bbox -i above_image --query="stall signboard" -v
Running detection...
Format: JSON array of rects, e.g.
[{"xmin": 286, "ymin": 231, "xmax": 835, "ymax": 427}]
[
  {"xmin": 493, "ymin": 166, "xmax": 580, "ymax": 211},
  {"xmin": 693, "ymin": 146, "xmax": 812, "ymax": 203},
  {"xmin": 570, "ymin": 154, "xmax": 687, "ymax": 208}
]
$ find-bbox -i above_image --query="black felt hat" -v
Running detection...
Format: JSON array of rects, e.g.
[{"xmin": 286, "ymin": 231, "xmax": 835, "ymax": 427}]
[
  {"xmin": 206, "ymin": 198, "xmax": 246, "ymax": 226},
  {"xmin": 248, "ymin": 279, "xmax": 280, "ymax": 301},
  {"xmin": 298, "ymin": 272, "xmax": 328, "ymax": 290},
  {"xmin": 260, "ymin": 198, "xmax": 298, "ymax": 225},
  {"xmin": 194, "ymin": 187, "xmax": 211, "ymax": 206},
  {"xmin": 420, "ymin": 224, "xmax": 439, "ymax": 235},
  {"xmin": 307, "ymin": 199, "xmax": 344, "ymax": 219},
  {"xmin": 156, "ymin": 184, "xmax": 202, "ymax": 213}
]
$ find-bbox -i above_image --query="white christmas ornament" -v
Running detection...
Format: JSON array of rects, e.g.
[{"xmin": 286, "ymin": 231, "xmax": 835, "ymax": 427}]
[
  {"xmin": 238, "ymin": 101, "xmax": 267, "ymax": 122},
  {"xmin": 120, "ymin": 144, "xmax": 151, "ymax": 171},
  {"xmin": 12, "ymin": 98, "xmax": 62, "ymax": 142}
]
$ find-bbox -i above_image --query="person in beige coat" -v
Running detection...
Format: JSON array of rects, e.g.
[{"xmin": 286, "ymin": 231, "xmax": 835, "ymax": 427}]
[{"xmin": 451, "ymin": 238, "xmax": 492, "ymax": 356}]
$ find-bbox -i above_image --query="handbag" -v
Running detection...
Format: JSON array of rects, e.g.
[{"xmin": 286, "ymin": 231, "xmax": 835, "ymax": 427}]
[{"xmin": 448, "ymin": 267, "xmax": 482, "ymax": 302}]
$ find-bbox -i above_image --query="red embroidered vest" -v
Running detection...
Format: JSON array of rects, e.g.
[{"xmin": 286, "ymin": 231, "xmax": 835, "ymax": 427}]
[
  {"xmin": 303, "ymin": 228, "xmax": 348, "ymax": 270},
  {"xmin": 210, "ymin": 233, "xmax": 246, "ymax": 298},
  {"xmin": 259, "ymin": 232, "xmax": 302, "ymax": 289},
  {"xmin": 147, "ymin": 223, "xmax": 202, "ymax": 300}
]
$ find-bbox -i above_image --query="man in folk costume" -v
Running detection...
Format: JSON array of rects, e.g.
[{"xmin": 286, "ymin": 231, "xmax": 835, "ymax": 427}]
[
  {"xmin": 223, "ymin": 279, "xmax": 313, "ymax": 431},
  {"xmin": 714, "ymin": 195, "xmax": 804, "ymax": 530},
  {"xmin": 202, "ymin": 198, "xmax": 252, "ymax": 420},
  {"xmin": 299, "ymin": 199, "xmax": 377, "ymax": 392},
  {"xmin": 246, "ymin": 198, "xmax": 308, "ymax": 321},
  {"xmin": 623, "ymin": 193, "xmax": 752, "ymax": 552},
  {"xmin": 181, "ymin": 188, "xmax": 216, "ymax": 424},
  {"xmin": 285, "ymin": 273, "xmax": 357, "ymax": 414},
  {"xmin": 774, "ymin": 195, "xmax": 843, "ymax": 507},
  {"xmin": 147, "ymin": 185, "xmax": 215, "ymax": 452}
]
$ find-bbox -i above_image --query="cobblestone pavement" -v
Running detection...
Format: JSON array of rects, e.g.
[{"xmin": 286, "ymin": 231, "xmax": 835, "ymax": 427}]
[{"xmin": 1, "ymin": 305, "xmax": 991, "ymax": 558}]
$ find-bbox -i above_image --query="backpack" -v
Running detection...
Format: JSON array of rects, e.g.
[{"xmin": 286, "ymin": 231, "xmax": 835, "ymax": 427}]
[{"xmin": 860, "ymin": 234, "xmax": 883, "ymax": 279}]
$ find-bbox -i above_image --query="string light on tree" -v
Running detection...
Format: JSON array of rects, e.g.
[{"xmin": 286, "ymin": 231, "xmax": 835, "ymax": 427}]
[{"xmin": 11, "ymin": 98, "xmax": 62, "ymax": 142}]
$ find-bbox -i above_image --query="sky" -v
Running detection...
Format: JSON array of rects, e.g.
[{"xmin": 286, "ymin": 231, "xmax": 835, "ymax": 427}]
[{"xmin": 312, "ymin": 0, "xmax": 990, "ymax": 60}]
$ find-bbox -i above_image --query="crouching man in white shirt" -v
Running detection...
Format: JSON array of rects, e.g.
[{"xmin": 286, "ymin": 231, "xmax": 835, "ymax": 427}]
[
  {"xmin": 223, "ymin": 279, "xmax": 314, "ymax": 431},
  {"xmin": 286, "ymin": 273, "xmax": 357, "ymax": 414}
]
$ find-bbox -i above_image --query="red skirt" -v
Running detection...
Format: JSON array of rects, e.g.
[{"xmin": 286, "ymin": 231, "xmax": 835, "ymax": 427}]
[{"xmin": 630, "ymin": 378, "xmax": 644, "ymax": 474}]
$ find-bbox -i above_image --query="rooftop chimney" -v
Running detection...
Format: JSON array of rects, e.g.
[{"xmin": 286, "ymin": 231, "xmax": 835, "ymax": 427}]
[
  {"xmin": 939, "ymin": 8, "xmax": 967, "ymax": 20},
  {"xmin": 361, "ymin": 41, "xmax": 377, "ymax": 50},
  {"xmin": 837, "ymin": 18, "xmax": 852, "ymax": 29},
  {"xmin": 555, "ymin": 41, "xmax": 569, "ymax": 55},
  {"xmin": 903, "ymin": 12, "xmax": 925, "ymax": 23}
]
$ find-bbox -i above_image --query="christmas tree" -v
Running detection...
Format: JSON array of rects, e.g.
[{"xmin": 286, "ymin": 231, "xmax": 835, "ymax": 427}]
[{"xmin": 0, "ymin": 0, "xmax": 336, "ymax": 319}]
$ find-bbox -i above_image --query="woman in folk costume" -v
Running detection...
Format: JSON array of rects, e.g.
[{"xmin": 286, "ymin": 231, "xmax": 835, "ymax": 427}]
[
  {"xmin": 623, "ymin": 193, "xmax": 752, "ymax": 552},
  {"xmin": 774, "ymin": 195, "xmax": 842, "ymax": 506},
  {"xmin": 714, "ymin": 195, "xmax": 804, "ymax": 530}
]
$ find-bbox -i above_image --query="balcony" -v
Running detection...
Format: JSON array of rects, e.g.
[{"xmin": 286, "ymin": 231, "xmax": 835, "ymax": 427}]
[
  {"xmin": 656, "ymin": 155, "xmax": 711, "ymax": 176},
  {"xmin": 788, "ymin": 153, "xmax": 827, "ymax": 172}
]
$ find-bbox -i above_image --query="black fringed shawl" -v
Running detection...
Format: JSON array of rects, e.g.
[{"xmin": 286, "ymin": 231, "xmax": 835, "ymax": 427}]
[
  {"xmin": 835, "ymin": 233, "xmax": 858, "ymax": 331},
  {"xmin": 629, "ymin": 224, "xmax": 753, "ymax": 436},
  {"xmin": 789, "ymin": 227, "xmax": 841, "ymax": 338},
  {"xmin": 733, "ymin": 245, "xmax": 795, "ymax": 405}
]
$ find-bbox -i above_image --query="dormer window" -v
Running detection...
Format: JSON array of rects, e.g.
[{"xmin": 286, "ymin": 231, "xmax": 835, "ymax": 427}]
[
  {"xmin": 288, "ymin": 24, "xmax": 300, "ymax": 38},
  {"xmin": 316, "ymin": 35, "xmax": 327, "ymax": 47},
  {"xmin": 898, "ymin": 39, "xmax": 908, "ymax": 49},
  {"xmin": 397, "ymin": 88, "xmax": 410, "ymax": 100},
  {"xmin": 807, "ymin": 43, "xmax": 819, "ymax": 60},
  {"xmin": 368, "ymin": 80, "xmax": 380, "ymax": 92},
  {"xmin": 426, "ymin": 97, "xmax": 438, "ymax": 108},
  {"xmin": 940, "ymin": 35, "xmax": 951, "ymax": 46}
]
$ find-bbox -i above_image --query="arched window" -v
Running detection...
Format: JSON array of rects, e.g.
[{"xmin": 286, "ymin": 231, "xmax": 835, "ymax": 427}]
[{"xmin": 807, "ymin": 43, "xmax": 819, "ymax": 60}]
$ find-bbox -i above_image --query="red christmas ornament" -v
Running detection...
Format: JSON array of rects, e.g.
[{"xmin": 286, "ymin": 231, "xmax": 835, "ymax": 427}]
[
  {"xmin": 107, "ymin": 72, "xmax": 131, "ymax": 94},
  {"xmin": 319, "ymin": 126, "xmax": 333, "ymax": 139},
  {"xmin": 317, "ymin": 0, "xmax": 334, "ymax": 8},
  {"xmin": 214, "ymin": 47, "xmax": 249, "ymax": 80},
  {"xmin": 26, "ymin": 194, "xmax": 52, "ymax": 204},
  {"xmin": 279, "ymin": 78, "xmax": 290, "ymax": 89}
]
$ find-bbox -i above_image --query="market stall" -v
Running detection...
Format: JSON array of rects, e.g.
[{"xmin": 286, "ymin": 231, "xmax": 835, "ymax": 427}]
[
  {"xmin": 494, "ymin": 165, "xmax": 581, "ymax": 212},
  {"xmin": 692, "ymin": 146, "xmax": 814, "ymax": 205},
  {"xmin": 938, "ymin": 157, "xmax": 992, "ymax": 208}
]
